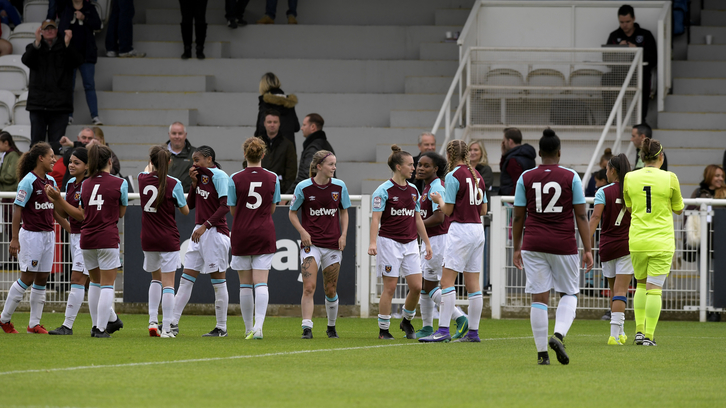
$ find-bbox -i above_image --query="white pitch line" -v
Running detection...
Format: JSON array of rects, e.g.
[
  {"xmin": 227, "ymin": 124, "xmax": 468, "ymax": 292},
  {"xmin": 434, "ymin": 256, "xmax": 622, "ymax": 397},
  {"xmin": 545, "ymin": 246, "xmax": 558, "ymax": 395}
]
[{"xmin": 0, "ymin": 336, "xmax": 535, "ymax": 377}]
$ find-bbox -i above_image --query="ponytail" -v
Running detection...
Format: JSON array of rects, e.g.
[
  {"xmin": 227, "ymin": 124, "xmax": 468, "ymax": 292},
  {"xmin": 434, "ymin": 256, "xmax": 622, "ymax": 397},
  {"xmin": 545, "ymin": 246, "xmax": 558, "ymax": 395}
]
[
  {"xmin": 640, "ymin": 138, "xmax": 663, "ymax": 163},
  {"xmin": 149, "ymin": 145, "xmax": 171, "ymax": 209},
  {"xmin": 87, "ymin": 144, "xmax": 113, "ymax": 177},
  {"xmin": 17, "ymin": 142, "xmax": 52, "ymax": 180},
  {"xmin": 309, "ymin": 150, "xmax": 334, "ymax": 177},
  {"xmin": 387, "ymin": 145, "xmax": 411, "ymax": 172},
  {"xmin": 608, "ymin": 153, "xmax": 631, "ymax": 202}
]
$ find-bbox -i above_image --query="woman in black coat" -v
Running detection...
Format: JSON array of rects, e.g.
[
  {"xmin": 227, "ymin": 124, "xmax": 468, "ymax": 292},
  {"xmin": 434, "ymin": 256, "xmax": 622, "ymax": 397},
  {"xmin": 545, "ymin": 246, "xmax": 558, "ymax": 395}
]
[{"xmin": 254, "ymin": 72, "xmax": 300, "ymax": 151}]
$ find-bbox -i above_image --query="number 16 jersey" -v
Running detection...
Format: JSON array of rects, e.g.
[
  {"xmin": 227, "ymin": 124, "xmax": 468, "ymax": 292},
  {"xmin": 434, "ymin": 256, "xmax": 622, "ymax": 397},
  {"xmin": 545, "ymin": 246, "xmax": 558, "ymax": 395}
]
[
  {"xmin": 137, "ymin": 172, "xmax": 187, "ymax": 252},
  {"xmin": 514, "ymin": 164, "xmax": 585, "ymax": 255}
]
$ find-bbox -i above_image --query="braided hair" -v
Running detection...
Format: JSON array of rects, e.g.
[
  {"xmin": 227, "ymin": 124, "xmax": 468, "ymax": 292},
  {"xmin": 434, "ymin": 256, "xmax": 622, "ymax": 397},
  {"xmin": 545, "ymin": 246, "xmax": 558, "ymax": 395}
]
[
  {"xmin": 194, "ymin": 145, "xmax": 222, "ymax": 169},
  {"xmin": 445, "ymin": 139, "xmax": 480, "ymax": 191}
]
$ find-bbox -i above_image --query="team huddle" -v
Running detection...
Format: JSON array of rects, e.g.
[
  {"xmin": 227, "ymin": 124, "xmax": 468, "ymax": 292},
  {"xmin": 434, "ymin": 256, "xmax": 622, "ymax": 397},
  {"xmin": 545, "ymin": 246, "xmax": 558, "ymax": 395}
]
[{"xmin": 0, "ymin": 131, "xmax": 684, "ymax": 364}]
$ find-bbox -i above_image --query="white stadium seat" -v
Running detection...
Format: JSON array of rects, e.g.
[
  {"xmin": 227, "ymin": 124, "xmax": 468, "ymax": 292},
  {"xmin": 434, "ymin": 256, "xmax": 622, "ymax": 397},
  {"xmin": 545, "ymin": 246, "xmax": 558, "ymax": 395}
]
[
  {"xmin": 13, "ymin": 91, "xmax": 29, "ymax": 125},
  {"xmin": 526, "ymin": 68, "xmax": 567, "ymax": 95},
  {"xmin": 1, "ymin": 23, "xmax": 10, "ymax": 40},
  {"xmin": 9, "ymin": 23, "xmax": 40, "ymax": 55},
  {"xmin": 23, "ymin": 1, "xmax": 50, "ymax": 23},
  {"xmin": 11, "ymin": 23, "xmax": 41, "ymax": 35},
  {"xmin": 0, "ymin": 55, "xmax": 30, "ymax": 94},
  {"xmin": 0, "ymin": 89, "xmax": 15, "ymax": 126},
  {"xmin": 2, "ymin": 124, "xmax": 31, "ymax": 151}
]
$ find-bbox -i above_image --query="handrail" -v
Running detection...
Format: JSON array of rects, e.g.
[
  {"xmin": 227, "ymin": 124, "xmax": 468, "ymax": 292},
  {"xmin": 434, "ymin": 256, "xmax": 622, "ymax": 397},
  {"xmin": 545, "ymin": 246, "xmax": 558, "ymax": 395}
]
[
  {"xmin": 581, "ymin": 48, "xmax": 643, "ymax": 191},
  {"xmin": 432, "ymin": 47, "xmax": 472, "ymax": 155}
]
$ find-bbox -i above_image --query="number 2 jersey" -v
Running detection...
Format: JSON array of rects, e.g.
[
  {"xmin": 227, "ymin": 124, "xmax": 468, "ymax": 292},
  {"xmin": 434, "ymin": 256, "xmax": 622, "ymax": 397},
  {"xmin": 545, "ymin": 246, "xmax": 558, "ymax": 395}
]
[
  {"xmin": 291, "ymin": 177, "xmax": 351, "ymax": 249},
  {"xmin": 137, "ymin": 172, "xmax": 187, "ymax": 252},
  {"xmin": 80, "ymin": 172, "xmax": 128, "ymax": 249},
  {"xmin": 228, "ymin": 167, "xmax": 281, "ymax": 256},
  {"xmin": 514, "ymin": 164, "xmax": 585, "ymax": 255},
  {"xmin": 594, "ymin": 182, "xmax": 630, "ymax": 262},
  {"xmin": 623, "ymin": 167, "xmax": 684, "ymax": 253}
]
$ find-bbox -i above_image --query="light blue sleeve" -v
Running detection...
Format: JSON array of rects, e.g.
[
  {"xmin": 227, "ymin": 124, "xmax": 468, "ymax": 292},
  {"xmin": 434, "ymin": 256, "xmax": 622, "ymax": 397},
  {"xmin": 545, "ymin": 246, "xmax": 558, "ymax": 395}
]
[
  {"xmin": 65, "ymin": 177, "xmax": 76, "ymax": 193},
  {"xmin": 290, "ymin": 182, "xmax": 305, "ymax": 211},
  {"xmin": 120, "ymin": 180, "xmax": 128, "ymax": 206},
  {"xmin": 14, "ymin": 174, "xmax": 34, "ymax": 207},
  {"xmin": 431, "ymin": 182, "xmax": 445, "ymax": 212},
  {"xmin": 514, "ymin": 175, "xmax": 527, "ymax": 207},
  {"xmin": 213, "ymin": 172, "xmax": 229, "ymax": 198},
  {"xmin": 414, "ymin": 190, "xmax": 421, "ymax": 212},
  {"xmin": 227, "ymin": 176, "xmax": 237, "ymax": 206},
  {"xmin": 340, "ymin": 181, "xmax": 351, "ymax": 210},
  {"xmin": 594, "ymin": 187, "xmax": 606, "ymax": 206},
  {"xmin": 571, "ymin": 173, "xmax": 586, "ymax": 205},
  {"xmin": 47, "ymin": 175, "xmax": 57, "ymax": 188},
  {"xmin": 443, "ymin": 172, "xmax": 459, "ymax": 204},
  {"xmin": 172, "ymin": 180, "xmax": 187, "ymax": 207},
  {"xmin": 371, "ymin": 184, "xmax": 388, "ymax": 212},
  {"xmin": 273, "ymin": 178, "xmax": 281, "ymax": 203}
]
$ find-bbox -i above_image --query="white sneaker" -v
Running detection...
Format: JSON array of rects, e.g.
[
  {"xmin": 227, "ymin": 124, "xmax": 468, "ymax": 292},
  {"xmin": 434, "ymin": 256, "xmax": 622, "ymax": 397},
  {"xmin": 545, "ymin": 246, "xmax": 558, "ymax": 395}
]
[
  {"xmin": 106, "ymin": 51, "xmax": 118, "ymax": 57},
  {"xmin": 161, "ymin": 330, "xmax": 175, "ymax": 338},
  {"xmin": 119, "ymin": 49, "xmax": 146, "ymax": 58},
  {"xmin": 245, "ymin": 328, "xmax": 263, "ymax": 339},
  {"xmin": 148, "ymin": 322, "xmax": 160, "ymax": 337},
  {"xmin": 91, "ymin": 116, "xmax": 103, "ymax": 125}
]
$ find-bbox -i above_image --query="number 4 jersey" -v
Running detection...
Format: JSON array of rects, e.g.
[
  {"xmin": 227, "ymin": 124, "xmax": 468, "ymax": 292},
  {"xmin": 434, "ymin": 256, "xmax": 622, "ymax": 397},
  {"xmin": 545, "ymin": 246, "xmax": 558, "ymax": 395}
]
[
  {"xmin": 137, "ymin": 172, "xmax": 187, "ymax": 252},
  {"xmin": 514, "ymin": 164, "xmax": 585, "ymax": 255},
  {"xmin": 80, "ymin": 172, "xmax": 128, "ymax": 250}
]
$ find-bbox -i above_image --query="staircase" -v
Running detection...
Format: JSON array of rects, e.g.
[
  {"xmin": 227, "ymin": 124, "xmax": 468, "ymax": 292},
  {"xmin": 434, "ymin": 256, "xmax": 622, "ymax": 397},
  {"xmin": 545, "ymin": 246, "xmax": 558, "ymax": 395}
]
[
  {"xmin": 65, "ymin": 0, "xmax": 474, "ymax": 194},
  {"xmin": 657, "ymin": 0, "xmax": 726, "ymax": 193}
]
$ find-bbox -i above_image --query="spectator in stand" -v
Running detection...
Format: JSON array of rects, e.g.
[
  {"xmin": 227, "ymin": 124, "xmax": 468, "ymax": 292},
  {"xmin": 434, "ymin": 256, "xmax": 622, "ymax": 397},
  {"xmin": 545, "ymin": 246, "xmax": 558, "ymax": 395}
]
[
  {"xmin": 469, "ymin": 139, "xmax": 494, "ymax": 201},
  {"xmin": 257, "ymin": 0, "xmax": 298, "ymax": 24},
  {"xmin": 586, "ymin": 148, "xmax": 614, "ymax": 197},
  {"xmin": 165, "ymin": 121, "xmax": 196, "ymax": 193},
  {"xmin": 179, "ymin": 0, "xmax": 208, "ymax": 60},
  {"xmin": 0, "ymin": 0, "xmax": 21, "ymax": 27},
  {"xmin": 690, "ymin": 165, "xmax": 724, "ymax": 201},
  {"xmin": 58, "ymin": 0, "xmax": 103, "ymax": 126},
  {"xmin": 226, "ymin": 0, "xmax": 249, "ymax": 28},
  {"xmin": 258, "ymin": 109, "xmax": 296, "ymax": 193},
  {"xmin": 631, "ymin": 123, "xmax": 667, "ymax": 170},
  {"xmin": 255, "ymin": 72, "xmax": 299, "ymax": 151},
  {"xmin": 105, "ymin": 0, "xmax": 145, "ymax": 58},
  {"xmin": 57, "ymin": 127, "xmax": 103, "ymax": 188},
  {"xmin": 287, "ymin": 113, "xmax": 333, "ymax": 194},
  {"xmin": 408, "ymin": 132, "xmax": 436, "ymax": 192},
  {"xmin": 23, "ymin": 20, "xmax": 84, "ymax": 155},
  {"xmin": 0, "ymin": 131, "xmax": 20, "ymax": 264},
  {"xmin": 498, "ymin": 127, "xmax": 536, "ymax": 196},
  {"xmin": 604, "ymin": 5, "xmax": 657, "ymax": 121}
]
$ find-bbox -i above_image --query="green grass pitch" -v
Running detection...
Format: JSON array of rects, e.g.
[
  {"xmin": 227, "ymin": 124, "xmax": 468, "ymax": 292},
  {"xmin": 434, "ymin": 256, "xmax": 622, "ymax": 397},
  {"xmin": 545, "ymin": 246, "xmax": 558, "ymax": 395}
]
[{"xmin": 2, "ymin": 312, "xmax": 724, "ymax": 407}]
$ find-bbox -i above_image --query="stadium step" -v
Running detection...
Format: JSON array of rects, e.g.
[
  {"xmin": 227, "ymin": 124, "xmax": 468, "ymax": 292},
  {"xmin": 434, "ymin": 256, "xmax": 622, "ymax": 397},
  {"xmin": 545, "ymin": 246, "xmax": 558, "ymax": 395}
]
[
  {"xmin": 701, "ymin": 10, "xmax": 726, "ymax": 26},
  {"xmin": 98, "ymin": 108, "xmax": 197, "ymax": 126},
  {"xmin": 672, "ymin": 78, "xmax": 726, "ymax": 95},
  {"xmin": 405, "ymin": 76, "xmax": 453, "ymax": 94},
  {"xmin": 420, "ymin": 42, "xmax": 459, "ymax": 60},
  {"xmin": 690, "ymin": 26, "xmax": 726, "ymax": 44},
  {"xmin": 672, "ymin": 61, "xmax": 726, "ymax": 78},
  {"xmin": 665, "ymin": 94, "xmax": 726, "ymax": 111},
  {"xmin": 686, "ymin": 45, "xmax": 726, "ymax": 61},
  {"xmin": 112, "ymin": 75, "xmax": 215, "ymax": 92},
  {"xmin": 434, "ymin": 9, "xmax": 471, "ymax": 26},
  {"xmin": 133, "ymin": 40, "xmax": 231, "ymax": 58},
  {"xmin": 704, "ymin": 0, "xmax": 725, "ymax": 10},
  {"xmin": 390, "ymin": 109, "xmax": 448, "ymax": 128},
  {"xmin": 657, "ymin": 111, "xmax": 726, "ymax": 130},
  {"xmin": 654, "ymin": 129, "xmax": 726, "ymax": 147}
]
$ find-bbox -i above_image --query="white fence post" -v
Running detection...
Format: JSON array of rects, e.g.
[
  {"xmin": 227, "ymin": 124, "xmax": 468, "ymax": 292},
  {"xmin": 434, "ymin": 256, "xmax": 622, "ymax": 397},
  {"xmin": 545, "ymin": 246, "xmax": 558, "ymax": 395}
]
[
  {"xmin": 699, "ymin": 203, "xmax": 709, "ymax": 322},
  {"xmin": 489, "ymin": 197, "xmax": 504, "ymax": 319},
  {"xmin": 358, "ymin": 195, "xmax": 371, "ymax": 318}
]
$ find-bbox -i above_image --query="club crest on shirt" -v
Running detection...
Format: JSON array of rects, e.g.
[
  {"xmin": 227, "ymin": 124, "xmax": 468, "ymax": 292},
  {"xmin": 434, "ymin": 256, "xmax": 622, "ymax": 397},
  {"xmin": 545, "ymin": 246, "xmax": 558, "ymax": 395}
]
[
  {"xmin": 373, "ymin": 196, "xmax": 382, "ymax": 210},
  {"xmin": 384, "ymin": 265, "xmax": 392, "ymax": 273},
  {"xmin": 17, "ymin": 190, "xmax": 27, "ymax": 201},
  {"xmin": 32, "ymin": 260, "xmax": 38, "ymax": 267},
  {"xmin": 74, "ymin": 191, "xmax": 81, "ymax": 201},
  {"xmin": 331, "ymin": 191, "xmax": 339, "ymax": 201},
  {"xmin": 201, "ymin": 175, "xmax": 209, "ymax": 185},
  {"xmin": 636, "ymin": 35, "xmax": 643, "ymax": 43},
  {"xmin": 411, "ymin": 193, "xmax": 417, "ymax": 202},
  {"xmin": 304, "ymin": 246, "xmax": 311, "ymax": 253}
]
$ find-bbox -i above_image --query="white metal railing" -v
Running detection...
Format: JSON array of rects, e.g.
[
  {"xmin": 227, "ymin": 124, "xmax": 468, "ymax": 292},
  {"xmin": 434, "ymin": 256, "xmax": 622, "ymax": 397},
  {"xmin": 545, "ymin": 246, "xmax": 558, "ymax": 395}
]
[{"xmin": 489, "ymin": 196, "xmax": 725, "ymax": 323}]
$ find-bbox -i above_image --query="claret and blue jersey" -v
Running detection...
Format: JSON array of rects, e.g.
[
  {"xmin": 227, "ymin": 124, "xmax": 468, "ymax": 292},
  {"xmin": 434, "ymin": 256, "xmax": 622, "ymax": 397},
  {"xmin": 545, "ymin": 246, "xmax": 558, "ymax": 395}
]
[
  {"xmin": 137, "ymin": 172, "xmax": 187, "ymax": 252},
  {"xmin": 14, "ymin": 171, "xmax": 57, "ymax": 232},
  {"xmin": 291, "ymin": 177, "xmax": 351, "ymax": 250},
  {"xmin": 420, "ymin": 177, "xmax": 449, "ymax": 236},
  {"xmin": 192, "ymin": 166, "xmax": 230, "ymax": 235},
  {"xmin": 371, "ymin": 179, "xmax": 420, "ymax": 243},
  {"xmin": 228, "ymin": 167, "xmax": 281, "ymax": 256},
  {"xmin": 443, "ymin": 165, "xmax": 487, "ymax": 224}
]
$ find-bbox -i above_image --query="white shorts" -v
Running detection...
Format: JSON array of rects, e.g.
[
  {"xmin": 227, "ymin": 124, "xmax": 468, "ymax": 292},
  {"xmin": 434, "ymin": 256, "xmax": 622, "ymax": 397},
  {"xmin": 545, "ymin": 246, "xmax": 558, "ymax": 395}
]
[
  {"xmin": 601, "ymin": 254, "xmax": 634, "ymax": 279},
  {"xmin": 70, "ymin": 233, "xmax": 88, "ymax": 276},
  {"xmin": 421, "ymin": 234, "xmax": 446, "ymax": 281},
  {"xmin": 300, "ymin": 246, "xmax": 342, "ymax": 271},
  {"xmin": 522, "ymin": 250, "xmax": 579, "ymax": 295},
  {"xmin": 376, "ymin": 236, "xmax": 421, "ymax": 278},
  {"xmin": 18, "ymin": 229, "xmax": 54, "ymax": 272},
  {"xmin": 231, "ymin": 253, "xmax": 274, "ymax": 271},
  {"xmin": 443, "ymin": 223, "xmax": 485, "ymax": 273},
  {"xmin": 83, "ymin": 247, "xmax": 121, "ymax": 271},
  {"xmin": 183, "ymin": 225, "xmax": 230, "ymax": 274},
  {"xmin": 143, "ymin": 251, "xmax": 181, "ymax": 273}
]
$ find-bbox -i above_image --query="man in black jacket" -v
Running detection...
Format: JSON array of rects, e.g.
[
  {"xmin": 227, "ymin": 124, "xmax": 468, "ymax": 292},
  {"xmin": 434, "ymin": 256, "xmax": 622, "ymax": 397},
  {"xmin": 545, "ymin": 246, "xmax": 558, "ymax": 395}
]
[
  {"xmin": 258, "ymin": 110, "xmax": 297, "ymax": 193},
  {"xmin": 23, "ymin": 19, "xmax": 84, "ymax": 154},
  {"xmin": 166, "ymin": 122, "xmax": 196, "ymax": 193},
  {"xmin": 498, "ymin": 127, "xmax": 536, "ymax": 196},
  {"xmin": 286, "ymin": 113, "xmax": 333, "ymax": 194},
  {"xmin": 631, "ymin": 123, "xmax": 667, "ymax": 171}
]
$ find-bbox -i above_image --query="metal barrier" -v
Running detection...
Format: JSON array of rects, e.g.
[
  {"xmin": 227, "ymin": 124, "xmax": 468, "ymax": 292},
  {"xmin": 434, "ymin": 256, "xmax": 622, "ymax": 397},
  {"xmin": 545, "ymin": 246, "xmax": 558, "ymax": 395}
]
[{"xmin": 489, "ymin": 196, "xmax": 726, "ymax": 322}]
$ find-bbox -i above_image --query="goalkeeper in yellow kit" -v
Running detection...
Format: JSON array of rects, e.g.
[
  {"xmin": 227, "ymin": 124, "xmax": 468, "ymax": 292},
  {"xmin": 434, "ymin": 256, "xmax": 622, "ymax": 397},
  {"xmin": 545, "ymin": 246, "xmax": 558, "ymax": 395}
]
[{"xmin": 623, "ymin": 138, "xmax": 684, "ymax": 346}]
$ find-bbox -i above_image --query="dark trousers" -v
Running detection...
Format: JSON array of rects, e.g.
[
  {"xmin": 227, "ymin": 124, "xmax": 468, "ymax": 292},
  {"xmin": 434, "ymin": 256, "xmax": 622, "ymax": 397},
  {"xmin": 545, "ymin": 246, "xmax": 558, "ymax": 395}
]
[
  {"xmin": 105, "ymin": 0, "xmax": 136, "ymax": 53},
  {"xmin": 225, "ymin": 0, "xmax": 249, "ymax": 21},
  {"xmin": 179, "ymin": 0, "xmax": 208, "ymax": 49},
  {"xmin": 266, "ymin": 0, "xmax": 298, "ymax": 18},
  {"xmin": 29, "ymin": 111, "xmax": 68, "ymax": 154}
]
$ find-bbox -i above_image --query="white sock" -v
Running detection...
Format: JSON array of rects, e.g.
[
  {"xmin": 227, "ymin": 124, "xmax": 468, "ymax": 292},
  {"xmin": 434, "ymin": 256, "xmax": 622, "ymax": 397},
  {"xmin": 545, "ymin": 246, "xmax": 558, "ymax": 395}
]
[
  {"xmin": 402, "ymin": 306, "xmax": 416, "ymax": 321},
  {"xmin": 452, "ymin": 306, "xmax": 465, "ymax": 319},
  {"xmin": 172, "ymin": 274, "xmax": 196, "ymax": 325},
  {"xmin": 429, "ymin": 287, "xmax": 441, "ymax": 306},
  {"xmin": 377, "ymin": 314, "xmax": 391, "ymax": 330},
  {"xmin": 438, "ymin": 287, "xmax": 456, "ymax": 329},
  {"xmin": 239, "ymin": 284, "xmax": 254, "ymax": 333},
  {"xmin": 611, "ymin": 311, "xmax": 625, "ymax": 338},
  {"xmin": 530, "ymin": 303, "xmax": 549, "ymax": 352},
  {"xmin": 420, "ymin": 290, "xmax": 434, "ymax": 327},
  {"xmin": 97, "ymin": 286, "xmax": 114, "ymax": 332},
  {"xmin": 325, "ymin": 293, "xmax": 339, "ymax": 327},
  {"xmin": 467, "ymin": 291, "xmax": 483, "ymax": 331},
  {"xmin": 554, "ymin": 294, "xmax": 578, "ymax": 338},
  {"xmin": 109, "ymin": 306, "xmax": 118, "ymax": 322},
  {"xmin": 619, "ymin": 312, "xmax": 626, "ymax": 336},
  {"xmin": 1, "ymin": 280, "xmax": 27, "ymax": 323},
  {"xmin": 148, "ymin": 280, "xmax": 162, "ymax": 324},
  {"xmin": 88, "ymin": 283, "xmax": 100, "ymax": 328},
  {"xmin": 162, "ymin": 287, "xmax": 174, "ymax": 332},
  {"xmin": 62, "ymin": 284, "xmax": 85, "ymax": 329},
  {"xmin": 253, "ymin": 284, "xmax": 269, "ymax": 331},
  {"xmin": 302, "ymin": 319, "xmax": 313, "ymax": 329},
  {"xmin": 212, "ymin": 279, "xmax": 228, "ymax": 331},
  {"xmin": 28, "ymin": 285, "xmax": 46, "ymax": 327}
]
